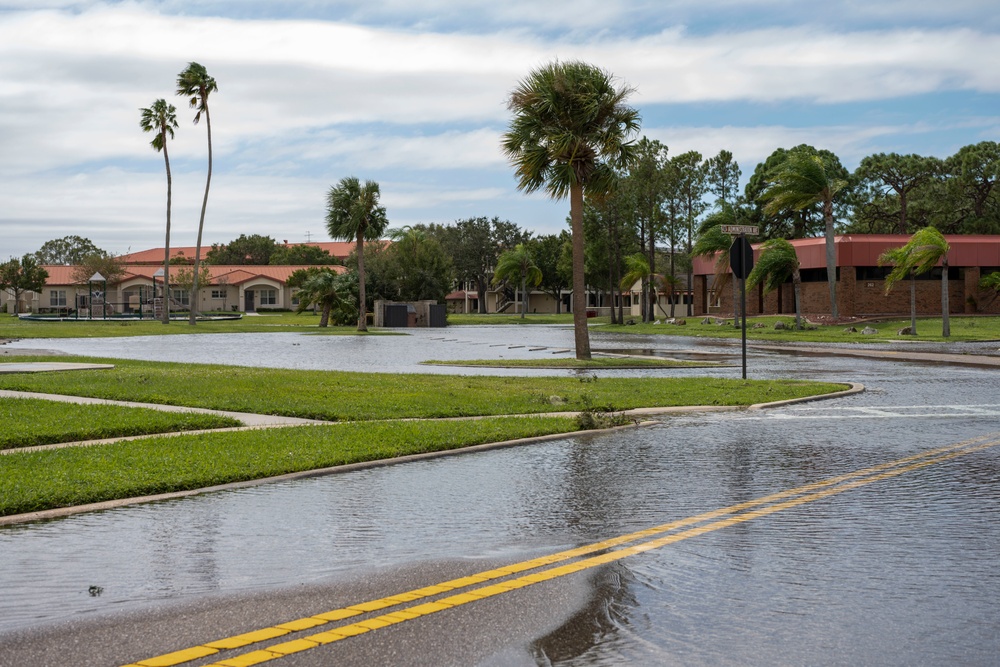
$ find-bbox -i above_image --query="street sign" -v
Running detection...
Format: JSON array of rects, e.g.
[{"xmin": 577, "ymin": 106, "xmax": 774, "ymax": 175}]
[
  {"xmin": 730, "ymin": 236, "xmax": 754, "ymax": 280},
  {"xmin": 720, "ymin": 224, "xmax": 759, "ymax": 236}
]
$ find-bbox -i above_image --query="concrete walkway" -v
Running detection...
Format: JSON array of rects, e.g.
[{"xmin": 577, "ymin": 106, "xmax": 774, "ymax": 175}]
[
  {"xmin": 751, "ymin": 344, "xmax": 1000, "ymax": 367},
  {"xmin": 0, "ymin": 362, "xmax": 114, "ymax": 373},
  {"xmin": 0, "ymin": 388, "xmax": 327, "ymax": 427}
]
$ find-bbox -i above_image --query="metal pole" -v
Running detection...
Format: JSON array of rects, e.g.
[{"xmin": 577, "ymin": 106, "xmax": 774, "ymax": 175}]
[{"xmin": 740, "ymin": 233, "xmax": 748, "ymax": 380}]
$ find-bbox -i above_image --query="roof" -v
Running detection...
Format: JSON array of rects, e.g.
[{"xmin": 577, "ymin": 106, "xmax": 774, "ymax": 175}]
[
  {"xmin": 118, "ymin": 241, "xmax": 360, "ymax": 264},
  {"xmin": 692, "ymin": 234, "xmax": 1000, "ymax": 274},
  {"xmin": 42, "ymin": 264, "xmax": 346, "ymax": 286}
]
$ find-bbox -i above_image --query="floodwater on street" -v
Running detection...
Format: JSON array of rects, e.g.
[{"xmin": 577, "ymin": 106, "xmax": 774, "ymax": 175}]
[{"xmin": 2, "ymin": 326, "xmax": 999, "ymax": 665}]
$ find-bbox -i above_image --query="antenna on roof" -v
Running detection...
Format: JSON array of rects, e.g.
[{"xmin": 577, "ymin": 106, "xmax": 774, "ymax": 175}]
[{"xmin": 305, "ymin": 231, "xmax": 312, "ymax": 242}]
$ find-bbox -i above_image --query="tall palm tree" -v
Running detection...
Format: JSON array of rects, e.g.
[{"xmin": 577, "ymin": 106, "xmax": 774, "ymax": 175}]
[
  {"xmin": 176, "ymin": 62, "xmax": 218, "ymax": 325},
  {"xmin": 746, "ymin": 238, "xmax": 803, "ymax": 330},
  {"xmin": 139, "ymin": 99, "xmax": 178, "ymax": 324},
  {"xmin": 326, "ymin": 177, "xmax": 388, "ymax": 331},
  {"xmin": 494, "ymin": 243, "xmax": 542, "ymax": 319},
  {"xmin": 880, "ymin": 227, "xmax": 952, "ymax": 337},
  {"xmin": 503, "ymin": 60, "xmax": 640, "ymax": 359},
  {"xmin": 294, "ymin": 270, "xmax": 355, "ymax": 328},
  {"xmin": 762, "ymin": 152, "xmax": 847, "ymax": 319}
]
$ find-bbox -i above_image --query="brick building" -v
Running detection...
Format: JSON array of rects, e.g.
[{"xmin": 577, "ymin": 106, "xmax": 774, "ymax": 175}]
[{"xmin": 692, "ymin": 235, "xmax": 1000, "ymax": 318}]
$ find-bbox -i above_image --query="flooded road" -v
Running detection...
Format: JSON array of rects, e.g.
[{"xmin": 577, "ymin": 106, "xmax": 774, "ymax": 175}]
[{"xmin": 2, "ymin": 327, "xmax": 999, "ymax": 665}]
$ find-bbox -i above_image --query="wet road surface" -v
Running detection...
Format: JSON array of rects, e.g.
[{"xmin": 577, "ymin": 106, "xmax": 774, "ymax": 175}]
[{"xmin": 1, "ymin": 327, "xmax": 999, "ymax": 665}]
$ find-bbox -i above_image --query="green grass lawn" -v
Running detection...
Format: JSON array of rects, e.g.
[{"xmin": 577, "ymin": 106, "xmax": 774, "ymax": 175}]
[
  {"xmin": 0, "ymin": 397, "xmax": 240, "ymax": 450},
  {"xmin": 446, "ymin": 313, "xmax": 601, "ymax": 325},
  {"xmin": 0, "ymin": 417, "xmax": 579, "ymax": 516},
  {"xmin": 0, "ymin": 357, "xmax": 845, "ymax": 420},
  {"xmin": 604, "ymin": 315, "xmax": 1000, "ymax": 343},
  {"xmin": 0, "ymin": 350, "xmax": 849, "ymax": 518},
  {"xmin": 0, "ymin": 311, "xmax": 379, "ymax": 339}
]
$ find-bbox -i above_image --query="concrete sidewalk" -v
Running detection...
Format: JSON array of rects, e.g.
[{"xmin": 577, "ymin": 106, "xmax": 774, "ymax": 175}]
[
  {"xmin": 751, "ymin": 344, "xmax": 1000, "ymax": 368},
  {"xmin": 0, "ymin": 389, "xmax": 328, "ymax": 427}
]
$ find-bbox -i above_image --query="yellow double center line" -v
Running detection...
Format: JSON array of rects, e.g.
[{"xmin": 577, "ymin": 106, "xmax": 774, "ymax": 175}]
[{"xmin": 125, "ymin": 434, "xmax": 1000, "ymax": 667}]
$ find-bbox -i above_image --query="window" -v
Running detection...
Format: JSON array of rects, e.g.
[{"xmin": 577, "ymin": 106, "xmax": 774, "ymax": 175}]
[
  {"xmin": 800, "ymin": 268, "xmax": 839, "ymax": 283},
  {"xmin": 259, "ymin": 289, "xmax": 277, "ymax": 306},
  {"xmin": 210, "ymin": 289, "xmax": 226, "ymax": 299},
  {"xmin": 171, "ymin": 289, "xmax": 190, "ymax": 306},
  {"xmin": 291, "ymin": 289, "xmax": 300, "ymax": 306},
  {"xmin": 49, "ymin": 290, "xmax": 66, "ymax": 307}
]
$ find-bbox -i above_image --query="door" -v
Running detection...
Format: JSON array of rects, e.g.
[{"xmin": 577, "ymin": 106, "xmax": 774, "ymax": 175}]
[{"xmin": 244, "ymin": 290, "xmax": 255, "ymax": 312}]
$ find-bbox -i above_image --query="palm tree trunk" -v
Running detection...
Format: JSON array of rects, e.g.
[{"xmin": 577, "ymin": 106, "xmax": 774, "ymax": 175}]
[
  {"xmin": 319, "ymin": 304, "xmax": 330, "ymax": 328},
  {"xmin": 942, "ymin": 258, "xmax": 950, "ymax": 337},
  {"xmin": 686, "ymin": 209, "xmax": 694, "ymax": 317},
  {"xmin": 477, "ymin": 276, "xmax": 487, "ymax": 314},
  {"xmin": 189, "ymin": 106, "xmax": 212, "ymax": 326},
  {"xmin": 570, "ymin": 183, "xmax": 591, "ymax": 360},
  {"xmin": 356, "ymin": 231, "xmax": 367, "ymax": 331},
  {"xmin": 824, "ymin": 198, "xmax": 839, "ymax": 319},
  {"xmin": 161, "ymin": 136, "xmax": 172, "ymax": 325},
  {"xmin": 792, "ymin": 269, "xmax": 802, "ymax": 330},
  {"xmin": 669, "ymin": 248, "xmax": 676, "ymax": 318},
  {"xmin": 520, "ymin": 275, "xmax": 527, "ymax": 318},
  {"xmin": 647, "ymin": 223, "xmax": 655, "ymax": 322}
]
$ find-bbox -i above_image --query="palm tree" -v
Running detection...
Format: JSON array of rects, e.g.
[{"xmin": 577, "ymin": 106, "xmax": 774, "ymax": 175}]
[
  {"xmin": 503, "ymin": 60, "xmax": 640, "ymax": 359},
  {"xmin": 619, "ymin": 253, "xmax": 672, "ymax": 320},
  {"xmin": 878, "ymin": 246, "xmax": 918, "ymax": 335},
  {"xmin": 294, "ymin": 270, "xmax": 356, "ymax": 328},
  {"xmin": 762, "ymin": 152, "xmax": 847, "ymax": 319},
  {"xmin": 880, "ymin": 227, "xmax": 952, "ymax": 337},
  {"xmin": 746, "ymin": 238, "xmax": 803, "ymax": 330},
  {"xmin": 326, "ymin": 177, "xmax": 389, "ymax": 331},
  {"xmin": 176, "ymin": 62, "xmax": 218, "ymax": 325},
  {"xmin": 692, "ymin": 205, "xmax": 738, "ymax": 326},
  {"xmin": 494, "ymin": 244, "xmax": 542, "ymax": 318},
  {"xmin": 139, "ymin": 99, "xmax": 178, "ymax": 324}
]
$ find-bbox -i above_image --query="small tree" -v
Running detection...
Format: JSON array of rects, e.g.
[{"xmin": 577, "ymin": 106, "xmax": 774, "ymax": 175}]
[
  {"xmin": 878, "ymin": 246, "xmax": 918, "ymax": 335},
  {"xmin": 880, "ymin": 227, "xmax": 952, "ymax": 337},
  {"xmin": 692, "ymin": 205, "xmax": 739, "ymax": 326},
  {"xmin": 33, "ymin": 236, "xmax": 107, "ymax": 265},
  {"xmin": 494, "ymin": 244, "xmax": 542, "ymax": 318},
  {"xmin": 172, "ymin": 265, "xmax": 212, "ymax": 311},
  {"xmin": 978, "ymin": 271, "xmax": 1000, "ymax": 309},
  {"xmin": 746, "ymin": 238, "xmax": 803, "ymax": 330},
  {"xmin": 71, "ymin": 253, "xmax": 127, "ymax": 286},
  {"xmin": 294, "ymin": 269, "xmax": 356, "ymax": 327},
  {"xmin": 0, "ymin": 255, "xmax": 49, "ymax": 314}
]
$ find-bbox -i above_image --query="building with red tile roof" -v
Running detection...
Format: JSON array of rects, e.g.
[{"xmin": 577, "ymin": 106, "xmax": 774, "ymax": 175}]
[{"xmin": 690, "ymin": 234, "xmax": 1000, "ymax": 318}]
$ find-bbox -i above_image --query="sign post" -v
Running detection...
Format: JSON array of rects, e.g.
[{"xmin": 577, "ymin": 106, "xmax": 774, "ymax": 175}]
[{"xmin": 726, "ymin": 226, "xmax": 758, "ymax": 380}]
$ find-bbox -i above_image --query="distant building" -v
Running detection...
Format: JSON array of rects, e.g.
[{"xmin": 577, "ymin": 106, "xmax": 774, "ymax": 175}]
[
  {"xmin": 692, "ymin": 235, "xmax": 1000, "ymax": 318},
  {"xmin": 3, "ymin": 263, "xmax": 346, "ymax": 316}
]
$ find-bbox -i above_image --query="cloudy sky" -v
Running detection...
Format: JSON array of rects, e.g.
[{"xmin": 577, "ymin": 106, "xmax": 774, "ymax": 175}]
[{"xmin": 2, "ymin": 1, "xmax": 998, "ymax": 259}]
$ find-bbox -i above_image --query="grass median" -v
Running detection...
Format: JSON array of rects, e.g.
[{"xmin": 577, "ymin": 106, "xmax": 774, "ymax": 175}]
[
  {"xmin": 0, "ymin": 357, "xmax": 846, "ymax": 420},
  {"xmin": 1, "ymin": 417, "xmax": 578, "ymax": 516},
  {"xmin": 0, "ymin": 357, "xmax": 848, "ymax": 518},
  {"xmin": 0, "ymin": 397, "xmax": 240, "ymax": 450}
]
